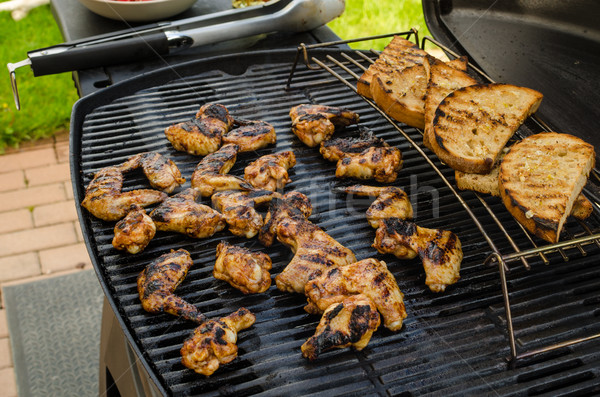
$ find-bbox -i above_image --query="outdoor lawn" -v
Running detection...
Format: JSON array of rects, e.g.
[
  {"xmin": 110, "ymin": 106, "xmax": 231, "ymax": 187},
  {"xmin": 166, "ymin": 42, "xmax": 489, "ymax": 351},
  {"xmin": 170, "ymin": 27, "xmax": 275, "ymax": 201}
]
[{"xmin": 0, "ymin": 0, "xmax": 430, "ymax": 152}]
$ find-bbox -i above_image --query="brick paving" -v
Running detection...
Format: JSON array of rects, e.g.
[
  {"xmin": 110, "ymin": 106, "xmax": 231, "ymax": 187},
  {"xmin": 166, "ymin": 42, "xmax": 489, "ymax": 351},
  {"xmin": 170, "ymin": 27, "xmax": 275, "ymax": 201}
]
[{"xmin": 0, "ymin": 131, "xmax": 92, "ymax": 396}]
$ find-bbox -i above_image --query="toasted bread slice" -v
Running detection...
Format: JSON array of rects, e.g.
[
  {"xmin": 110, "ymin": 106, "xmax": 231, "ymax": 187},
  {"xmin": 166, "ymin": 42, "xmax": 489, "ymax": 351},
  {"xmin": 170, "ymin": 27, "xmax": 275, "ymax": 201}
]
[
  {"xmin": 498, "ymin": 132, "xmax": 595, "ymax": 243},
  {"xmin": 429, "ymin": 83, "xmax": 543, "ymax": 174},
  {"xmin": 357, "ymin": 36, "xmax": 428, "ymax": 99},
  {"xmin": 455, "ymin": 151, "xmax": 593, "ymax": 220},
  {"xmin": 422, "ymin": 56, "xmax": 478, "ymax": 149}
]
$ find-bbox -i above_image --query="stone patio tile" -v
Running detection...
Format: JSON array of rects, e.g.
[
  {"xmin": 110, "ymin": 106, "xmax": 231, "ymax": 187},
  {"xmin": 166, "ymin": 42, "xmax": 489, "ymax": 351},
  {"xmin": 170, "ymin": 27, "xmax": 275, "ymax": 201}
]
[
  {"xmin": 0, "ymin": 148, "xmax": 56, "ymax": 173},
  {"xmin": 32, "ymin": 201, "xmax": 78, "ymax": 227},
  {"xmin": 39, "ymin": 243, "xmax": 91, "ymax": 274},
  {"xmin": 0, "ymin": 367, "xmax": 17, "ymax": 397},
  {"xmin": 0, "ymin": 253, "xmax": 40, "ymax": 283},
  {"xmin": 0, "ymin": 171, "xmax": 25, "ymax": 193},
  {"xmin": 25, "ymin": 163, "xmax": 70, "ymax": 186},
  {"xmin": 0, "ymin": 223, "xmax": 77, "ymax": 257},
  {"xmin": 0, "ymin": 183, "xmax": 66, "ymax": 213},
  {"xmin": 0, "ymin": 210, "xmax": 33, "ymax": 234}
]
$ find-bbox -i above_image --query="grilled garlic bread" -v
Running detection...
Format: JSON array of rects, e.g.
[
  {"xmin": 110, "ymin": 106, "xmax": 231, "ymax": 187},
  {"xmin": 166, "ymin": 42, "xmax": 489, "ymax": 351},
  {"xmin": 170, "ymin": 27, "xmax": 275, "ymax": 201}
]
[
  {"xmin": 422, "ymin": 56, "xmax": 478, "ymax": 149},
  {"xmin": 357, "ymin": 35, "xmax": 428, "ymax": 99},
  {"xmin": 429, "ymin": 83, "xmax": 543, "ymax": 174},
  {"xmin": 498, "ymin": 132, "xmax": 595, "ymax": 243}
]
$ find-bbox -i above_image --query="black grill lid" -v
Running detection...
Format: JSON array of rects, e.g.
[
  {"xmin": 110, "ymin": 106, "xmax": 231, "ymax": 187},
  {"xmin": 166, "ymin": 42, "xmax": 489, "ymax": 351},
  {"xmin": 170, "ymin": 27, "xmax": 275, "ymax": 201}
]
[{"xmin": 422, "ymin": 0, "xmax": 600, "ymax": 152}]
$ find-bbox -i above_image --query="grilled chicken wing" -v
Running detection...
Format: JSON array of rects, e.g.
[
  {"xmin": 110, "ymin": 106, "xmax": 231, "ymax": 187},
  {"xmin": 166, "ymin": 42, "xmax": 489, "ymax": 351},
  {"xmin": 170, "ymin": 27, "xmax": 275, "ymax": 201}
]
[
  {"xmin": 181, "ymin": 307, "xmax": 256, "ymax": 376},
  {"xmin": 301, "ymin": 294, "xmax": 380, "ymax": 360},
  {"xmin": 150, "ymin": 188, "xmax": 226, "ymax": 238},
  {"xmin": 214, "ymin": 242, "xmax": 272, "ymax": 294},
  {"xmin": 274, "ymin": 216, "xmax": 357, "ymax": 294},
  {"xmin": 121, "ymin": 152, "xmax": 185, "ymax": 193},
  {"xmin": 211, "ymin": 189, "xmax": 280, "ymax": 238},
  {"xmin": 259, "ymin": 191, "xmax": 313, "ymax": 247},
  {"xmin": 191, "ymin": 144, "xmax": 253, "ymax": 197},
  {"xmin": 81, "ymin": 165, "xmax": 167, "ymax": 221},
  {"xmin": 320, "ymin": 128, "xmax": 389, "ymax": 162},
  {"xmin": 304, "ymin": 258, "xmax": 407, "ymax": 331},
  {"xmin": 343, "ymin": 185, "xmax": 413, "ymax": 228},
  {"xmin": 112, "ymin": 204, "xmax": 156, "ymax": 254},
  {"xmin": 336, "ymin": 146, "xmax": 403, "ymax": 183},
  {"xmin": 244, "ymin": 151, "xmax": 296, "ymax": 192},
  {"xmin": 290, "ymin": 104, "xmax": 360, "ymax": 147},
  {"xmin": 165, "ymin": 104, "xmax": 234, "ymax": 156},
  {"xmin": 223, "ymin": 119, "xmax": 277, "ymax": 152},
  {"xmin": 373, "ymin": 218, "xmax": 462, "ymax": 293},
  {"xmin": 137, "ymin": 249, "xmax": 205, "ymax": 323}
]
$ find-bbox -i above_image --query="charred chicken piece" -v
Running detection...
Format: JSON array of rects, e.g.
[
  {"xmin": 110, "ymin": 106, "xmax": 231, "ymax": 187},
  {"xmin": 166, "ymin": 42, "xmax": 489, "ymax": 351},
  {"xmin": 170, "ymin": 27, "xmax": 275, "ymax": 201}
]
[
  {"xmin": 214, "ymin": 242, "xmax": 273, "ymax": 294},
  {"xmin": 112, "ymin": 204, "xmax": 156, "ymax": 254},
  {"xmin": 223, "ymin": 119, "xmax": 277, "ymax": 152},
  {"xmin": 259, "ymin": 191, "xmax": 313, "ymax": 247},
  {"xmin": 373, "ymin": 218, "xmax": 462, "ymax": 293},
  {"xmin": 289, "ymin": 104, "xmax": 360, "ymax": 147},
  {"xmin": 336, "ymin": 146, "xmax": 403, "ymax": 184},
  {"xmin": 81, "ymin": 165, "xmax": 167, "ymax": 221},
  {"xmin": 150, "ymin": 188, "xmax": 226, "ymax": 238},
  {"xmin": 304, "ymin": 258, "xmax": 407, "ymax": 331},
  {"xmin": 320, "ymin": 128, "xmax": 389, "ymax": 162},
  {"xmin": 301, "ymin": 294, "xmax": 380, "ymax": 361},
  {"xmin": 191, "ymin": 144, "xmax": 253, "ymax": 197},
  {"xmin": 274, "ymin": 216, "xmax": 356, "ymax": 294},
  {"xmin": 121, "ymin": 152, "xmax": 185, "ymax": 193},
  {"xmin": 211, "ymin": 189, "xmax": 281, "ymax": 238},
  {"xmin": 137, "ymin": 249, "xmax": 205, "ymax": 323},
  {"xmin": 195, "ymin": 103, "xmax": 235, "ymax": 129},
  {"xmin": 343, "ymin": 185, "xmax": 413, "ymax": 228},
  {"xmin": 181, "ymin": 307, "xmax": 256, "ymax": 376},
  {"xmin": 244, "ymin": 151, "xmax": 296, "ymax": 192}
]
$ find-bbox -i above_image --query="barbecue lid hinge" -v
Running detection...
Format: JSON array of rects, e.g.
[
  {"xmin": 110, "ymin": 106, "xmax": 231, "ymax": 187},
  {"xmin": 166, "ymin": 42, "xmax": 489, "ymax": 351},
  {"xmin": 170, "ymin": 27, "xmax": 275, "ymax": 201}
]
[{"xmin": 7, "ymin": 59, "xmax": 31, "ymax": 111}]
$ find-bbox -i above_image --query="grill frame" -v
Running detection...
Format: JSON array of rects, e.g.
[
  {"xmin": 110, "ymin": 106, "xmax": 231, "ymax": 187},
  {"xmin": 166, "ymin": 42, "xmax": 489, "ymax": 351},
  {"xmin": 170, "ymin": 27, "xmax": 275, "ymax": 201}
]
[{"xmin": 71, "ymin": 46, "xmax": 600, "ymax": 396}]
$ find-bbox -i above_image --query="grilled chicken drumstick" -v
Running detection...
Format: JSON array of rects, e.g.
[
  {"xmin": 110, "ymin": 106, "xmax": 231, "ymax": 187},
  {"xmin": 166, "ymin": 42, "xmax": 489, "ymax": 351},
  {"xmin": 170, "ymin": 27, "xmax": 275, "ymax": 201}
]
[
  {"xmin": 181, "ymin": 307, "xmax": 256, "ymax": 376},
  {"xmin": 112, "ymin": 204, "xmax": 156, "ymax": 254},
  {"xmin": 373, "ymin": 218, "xmax": 462, "ymax": 293},
  {"xmin": 259, "ymin": 191, "xmax": 313, "ymax": 247},
  {"xmin": 244, "ymin": 151, "xmax": 296, "ymax": 192},
  {"xmin": 336, "ymin": 146, "xmax": 403, "ymax": 183},
  {"xmin": 301, "ymin": 294, "xmax": 380, "ymax": 361},
  {"xmin": 304, "ymin": 258, "xmax": 407, "ymax": 331},
  {"xmin": 211, "ymin": 189, "xmax": 281, "ymax": 238},
  {"xmin": 214, "ymin": 242, "xmax": 273, "ymax": 294},
  {"xmin": 320, "ymin": 128, "xmax": 389, "ymax": 162},
  {"xmin": 81, "ymin": 165, "xmax": 167, "ymax": 221},
  {"xmin": 150, "ymin": 188, "xmax": 226, "ymax": 238},
  {"xmin": 343, "ymin": 185, "xmax": 413, "ymax": 228},
  {"xmin": 223, "ymin": 119, "xmax": 277, "ymax": 152},
  {"xmin": 165, "ymin": 103, "xmax": 234, "ymax": 156},
  {"xmin": 290, "ymin": 104, "xmax": 360, "ymax": 147},
  {"xmin": 138, "ymin": 249, "xmax": 205, "ymax": 323},
  {"xmin": 191, "ymin": 144, "xmax": 253, "ymax": 197},
  {"xmin": 121, "ymin": 152, "xmax": 185, "ymax": 194}
]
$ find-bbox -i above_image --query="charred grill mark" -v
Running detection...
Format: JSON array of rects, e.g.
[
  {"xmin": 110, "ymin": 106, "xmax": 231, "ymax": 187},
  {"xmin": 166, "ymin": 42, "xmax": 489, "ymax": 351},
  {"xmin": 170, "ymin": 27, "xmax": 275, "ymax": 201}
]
[{"xmin": 325, "ymin": 303, "xmax": 344, "ymax": 321}]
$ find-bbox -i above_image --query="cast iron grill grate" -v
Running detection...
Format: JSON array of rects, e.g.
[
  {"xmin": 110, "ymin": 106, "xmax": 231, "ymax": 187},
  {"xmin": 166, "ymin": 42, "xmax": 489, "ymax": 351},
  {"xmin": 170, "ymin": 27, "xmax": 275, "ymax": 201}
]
[{"xmin": 71, "ymin": 42, "xmax": 600, "ymax": 395}]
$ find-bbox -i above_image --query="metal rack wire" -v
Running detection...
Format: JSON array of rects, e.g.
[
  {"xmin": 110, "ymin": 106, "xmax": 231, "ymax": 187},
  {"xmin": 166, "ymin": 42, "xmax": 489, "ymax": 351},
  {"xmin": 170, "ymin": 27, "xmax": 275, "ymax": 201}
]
[{"xmin": 286, "ymin": 29, "xmax": 600, "ymax": 367}]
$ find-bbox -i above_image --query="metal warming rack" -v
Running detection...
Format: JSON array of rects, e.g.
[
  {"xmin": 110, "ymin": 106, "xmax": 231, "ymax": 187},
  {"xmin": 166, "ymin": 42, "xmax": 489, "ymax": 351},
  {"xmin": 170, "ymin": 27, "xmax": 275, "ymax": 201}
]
[{"xmin": 286, "ymin": 29, "xmax": 600, "ymax": 366}]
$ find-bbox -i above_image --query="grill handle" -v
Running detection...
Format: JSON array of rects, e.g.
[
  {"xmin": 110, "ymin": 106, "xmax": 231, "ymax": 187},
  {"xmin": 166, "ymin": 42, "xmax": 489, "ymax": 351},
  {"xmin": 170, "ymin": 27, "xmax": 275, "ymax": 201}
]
[{"xmin": 27, "ymin": 32, "xmax": 170, "ymax": 77}]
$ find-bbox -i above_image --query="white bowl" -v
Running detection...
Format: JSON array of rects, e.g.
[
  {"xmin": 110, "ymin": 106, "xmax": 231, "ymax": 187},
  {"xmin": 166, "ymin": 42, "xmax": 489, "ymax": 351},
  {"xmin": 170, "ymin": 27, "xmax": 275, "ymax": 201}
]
[{"xmin": 77, "ymin": 0, "xmax": 199, "ymax": 22}]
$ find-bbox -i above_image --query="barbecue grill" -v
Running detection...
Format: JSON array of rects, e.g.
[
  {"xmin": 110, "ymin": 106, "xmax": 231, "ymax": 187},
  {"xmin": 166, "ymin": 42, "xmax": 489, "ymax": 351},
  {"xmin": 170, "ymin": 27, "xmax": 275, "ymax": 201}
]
[{"xmin": 62, "ymin": 0, "xmax": 600, "ymax": 395}]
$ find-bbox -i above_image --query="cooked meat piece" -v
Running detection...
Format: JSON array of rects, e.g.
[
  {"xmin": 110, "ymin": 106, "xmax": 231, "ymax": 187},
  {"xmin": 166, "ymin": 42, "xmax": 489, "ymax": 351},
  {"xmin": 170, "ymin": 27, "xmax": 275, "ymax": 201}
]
[
  {"xmin": 336, "ymin": 146, "xmax": 403, "ymax": 183},
  {"xmin": 304, "ymin": 258, "xmax": 407, "ymax": 331},
  {"xmin": 121, "ymin": 152, "xmax": 185, "ymax": 193},
  {"xmin": 343, "ymin": 185, "xmax": 413, "ymax": 228},
  {"xmin": 223, "ymin": 119, "xmax": 277, "ymax": 152},
  {"xmin": 137, "ymin": 249, "xmax": 205, "ymax": 323},
  {"xmin": 259, "ymin": 191, "xmax": 313, "ymax": 247},
  {"xmin": 214, "ymin": 242, "xmax": 272, "ymax": 294},
  {"xmin": 244, "ymin": 151, "xmax": 296, "ymax": 192},
  {"xmin": 112, "ymin": 204, "xmax": 156, "ymax": 254},
  {"xmin": 274, "ymin": 215, "xmax": 356, "ymax": 294},
  {"xmin": 81, "ymin": 165, "xmax": 167, "ymax": 221},
  {"xmin": 211, "ymin": 189, "xmax": 281, "ymax": 238},
  {"xmin": 301, "ymin": 294, "xmax": 380, "ymax": 361},
  {"xmin": 289, "ymin": 104, "xmax": 360, "ymax": 147},
  {"xmin": 373, "ymin": 218, "xmax": 462, "ymax": 293},
  {"xmin": 181, "ymin": 307, "xmax": 256, "ymax": 376},
  {"xmin": 195, "ymin": 103, "xmax": 235, "ymax": 129},
  {"xmin": 320, "ymin": 128, "xmax": 389, "ymax": 162},
  {"xmin": 150, "ymin": 188, "xmax": 226, "ymax": 238},
  {"xmin": 191, "ymin": 144, "xmax": 253, "ymax": 197}
]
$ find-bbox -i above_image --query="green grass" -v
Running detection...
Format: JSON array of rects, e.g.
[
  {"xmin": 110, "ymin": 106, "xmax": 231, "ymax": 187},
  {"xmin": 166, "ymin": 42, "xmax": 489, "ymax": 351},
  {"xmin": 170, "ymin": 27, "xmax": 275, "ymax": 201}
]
[
  {"xmin": 0, "ymin": 1, "xmax": 428, "ymax": 152},
  {"xmin": 0, "ymin": 5, "xmax": 78, "ymax": 152},
  {"xmin": 328, "ymin": 0, "xmax": 430, "ymax": 51}
]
